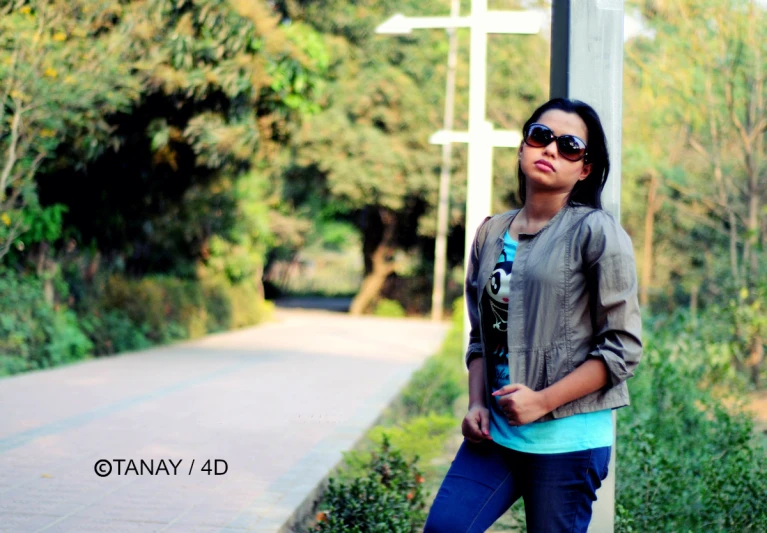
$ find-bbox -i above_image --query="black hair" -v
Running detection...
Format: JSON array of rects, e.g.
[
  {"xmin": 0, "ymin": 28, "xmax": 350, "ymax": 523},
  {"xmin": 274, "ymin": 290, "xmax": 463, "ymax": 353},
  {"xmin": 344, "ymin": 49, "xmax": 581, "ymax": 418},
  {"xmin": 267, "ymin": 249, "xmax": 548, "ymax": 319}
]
[{"xmin": 517, "ymin": 98, "xmax": 610, "ymax": 209}]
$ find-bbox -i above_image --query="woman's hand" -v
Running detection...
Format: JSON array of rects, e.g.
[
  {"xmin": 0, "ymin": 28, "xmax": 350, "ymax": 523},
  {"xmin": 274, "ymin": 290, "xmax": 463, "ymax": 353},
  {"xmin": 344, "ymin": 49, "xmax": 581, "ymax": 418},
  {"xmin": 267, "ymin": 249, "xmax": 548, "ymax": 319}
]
[
  {"xmin": 462, "ymin": 404, "xmax": 493, "ymax": 443},
  {"xmin": 492, "ymin": 384, "xmax": 550, "ymax": 426}
]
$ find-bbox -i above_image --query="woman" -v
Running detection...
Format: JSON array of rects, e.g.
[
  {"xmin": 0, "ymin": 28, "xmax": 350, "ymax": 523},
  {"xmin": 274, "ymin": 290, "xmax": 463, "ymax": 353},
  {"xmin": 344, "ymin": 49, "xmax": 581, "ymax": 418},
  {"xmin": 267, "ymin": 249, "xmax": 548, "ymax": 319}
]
[{"xmin": 423, "ymin": 98, "xmax": 642, "ymax": 533}]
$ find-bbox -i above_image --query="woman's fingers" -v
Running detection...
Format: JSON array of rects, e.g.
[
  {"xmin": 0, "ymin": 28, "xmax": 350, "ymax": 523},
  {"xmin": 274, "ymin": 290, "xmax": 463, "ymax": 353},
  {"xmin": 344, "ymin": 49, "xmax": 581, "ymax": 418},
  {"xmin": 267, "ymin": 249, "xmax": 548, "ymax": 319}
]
[
  {"xmin": 479, "ymin": 409, "xmax": 490, "ymax": 437},
  {"xmin": 462, "ymin": 408, "xmax": 492, "ymax": 442},
  {"xmin": 461, "ymin": 417, "xmax": 480, "ymax": 442}
]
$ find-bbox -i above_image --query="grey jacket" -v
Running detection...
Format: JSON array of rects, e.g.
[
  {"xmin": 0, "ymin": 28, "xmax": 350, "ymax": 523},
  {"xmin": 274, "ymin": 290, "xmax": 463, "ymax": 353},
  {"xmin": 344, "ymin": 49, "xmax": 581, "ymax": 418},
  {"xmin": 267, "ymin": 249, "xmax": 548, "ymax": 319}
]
[{"xmin": 465, "ymin": 204, "xmax": 642, "ymax": 422}]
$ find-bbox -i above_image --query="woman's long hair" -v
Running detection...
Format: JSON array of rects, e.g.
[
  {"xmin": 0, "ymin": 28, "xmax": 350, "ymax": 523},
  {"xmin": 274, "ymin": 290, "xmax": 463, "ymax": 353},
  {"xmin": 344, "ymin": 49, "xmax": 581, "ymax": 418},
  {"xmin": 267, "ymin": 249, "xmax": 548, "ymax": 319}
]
[{"xmin": 517, "ymin": 98, "xmax": 610, "ymax": 209}]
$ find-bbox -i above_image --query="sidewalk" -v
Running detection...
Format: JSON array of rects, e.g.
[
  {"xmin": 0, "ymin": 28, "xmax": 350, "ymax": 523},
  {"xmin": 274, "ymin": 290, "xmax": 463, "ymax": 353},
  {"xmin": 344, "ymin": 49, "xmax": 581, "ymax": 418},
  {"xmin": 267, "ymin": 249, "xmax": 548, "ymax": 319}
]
[{"xmin": 0, "ymin": 309, "xmax": 449, "ymax": 533}]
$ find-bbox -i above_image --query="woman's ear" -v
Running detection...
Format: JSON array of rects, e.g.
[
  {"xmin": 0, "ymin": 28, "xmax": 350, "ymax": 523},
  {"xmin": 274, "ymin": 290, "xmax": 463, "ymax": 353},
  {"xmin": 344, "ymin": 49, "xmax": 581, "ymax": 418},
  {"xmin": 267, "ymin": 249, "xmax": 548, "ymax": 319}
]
[{"xmin": 579, "ymin": 162, "xmax": 592, "ymax": 181}]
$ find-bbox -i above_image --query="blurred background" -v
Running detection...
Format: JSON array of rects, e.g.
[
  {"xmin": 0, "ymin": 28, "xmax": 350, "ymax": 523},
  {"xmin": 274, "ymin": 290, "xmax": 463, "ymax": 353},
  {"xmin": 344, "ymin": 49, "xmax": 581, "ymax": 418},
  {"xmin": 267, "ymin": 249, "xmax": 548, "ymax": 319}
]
[{"xmin": 2, "ymin": 0, "xmax": 767, "ymax": 530}]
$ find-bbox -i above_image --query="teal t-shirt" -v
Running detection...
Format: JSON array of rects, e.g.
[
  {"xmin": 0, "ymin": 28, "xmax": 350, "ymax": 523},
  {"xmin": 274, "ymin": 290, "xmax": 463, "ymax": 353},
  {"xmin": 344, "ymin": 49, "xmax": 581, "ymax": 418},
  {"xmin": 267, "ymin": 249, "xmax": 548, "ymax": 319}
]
[{"xmin": 481, "ymin": 230, "xmax": 613, "ymax": 454}]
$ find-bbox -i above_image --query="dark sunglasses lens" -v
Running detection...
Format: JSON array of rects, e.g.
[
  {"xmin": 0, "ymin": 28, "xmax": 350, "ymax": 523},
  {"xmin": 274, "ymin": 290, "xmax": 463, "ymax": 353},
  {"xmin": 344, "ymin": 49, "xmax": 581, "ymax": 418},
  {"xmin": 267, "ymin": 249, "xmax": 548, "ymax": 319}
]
[
  {"xmin": 526, "ymin": 125, "xmax": 552, "ymax": 147},
  {"xmin": 557, "ymin": 136, "xmax": 587, "ymax": 161}
]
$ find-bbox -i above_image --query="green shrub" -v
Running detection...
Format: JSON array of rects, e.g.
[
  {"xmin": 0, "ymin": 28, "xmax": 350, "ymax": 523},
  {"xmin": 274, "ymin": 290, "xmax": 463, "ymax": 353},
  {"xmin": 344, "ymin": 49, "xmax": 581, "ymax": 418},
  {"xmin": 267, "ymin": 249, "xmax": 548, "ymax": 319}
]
[
  {"xmin": 160, "ymin": 277, "xmax": 207, "ymax": 339},
  {"xmin": 399, "ymin": 357, "xmax": 463, "ymax": 418},
  {"xmin": 313, "ymin": 435, "xmax": 428, "ymax": 533},
  {"xmin": 100, "ymin": 275, "xmax": 166, "ymax": 342},
  {"xmin": 79, "ymin": 309, "xmax": 152, "ymax": 355},
  {"xmin": 202, "ymin": 280, "xmax": 233, "ymax": 332},
  {"xmin": 0, "ymin": 270, "xmax": 92, "ymax": 376},
  {"xmin": 0, "ymin": 265, "xmax": 272, "ymax": 377},
  {"xmin": 228, "ymin": 280, "xmax": 272, "ymax": 328},
  {"xmin": 369, "ymin": 414, "xmax": 457, "ymax": 467},
  {"xmin": 43, "ymin": 308, "xmax": 93, "ymax": 366},
  {"xmin": 616, "ymin": 313, "xmax": 767, "ymax": 532},
  {"xmin": 394, "ymin": 298, "xmax": 465, "ymax": 418},
  {"xmin": 373, "ymin": 299, "xmax": 406, "ymax": 318},
  {"xmin": 96, "ymin": 274, "xmax": 270, "ymax": 344},
  {"xmin": 338, "ymin": 414, "xmax": 457, "ymax": 484}
]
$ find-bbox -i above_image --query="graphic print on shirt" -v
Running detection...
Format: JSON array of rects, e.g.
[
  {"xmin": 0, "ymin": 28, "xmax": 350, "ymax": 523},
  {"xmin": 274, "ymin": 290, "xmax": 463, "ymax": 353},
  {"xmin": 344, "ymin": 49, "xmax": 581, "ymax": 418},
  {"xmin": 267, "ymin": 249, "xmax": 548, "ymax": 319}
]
[{"xmin": 481, "ymin": 248, "xmax": 513, "ymax": 387}]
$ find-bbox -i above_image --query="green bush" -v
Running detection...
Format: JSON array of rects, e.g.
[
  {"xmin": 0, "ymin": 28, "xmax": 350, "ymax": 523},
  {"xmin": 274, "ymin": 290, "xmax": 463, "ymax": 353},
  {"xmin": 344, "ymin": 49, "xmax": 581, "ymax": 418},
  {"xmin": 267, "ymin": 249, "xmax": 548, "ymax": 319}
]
[
  {"xmin": 313, "ymin": 435, "xmax": 428, "ymax": 533},
  {"xmin": 202, "ymin": 280, "xmax": 233, "ymax": 332},
  {"xmin": 399, "ymin": 357, "xmax": 463, "ymax": 418},
  {"xmin": 0, "ymin": 267, "xmax": 273, "ymax": 376},
  {"xmin": 338, "ymin": 414, "xmax": 457, "ymax": 484},
  {"xmin": 373, "ymin": 298, "xmax": 407, "ymax": 318},
  {"xmin": 95, "ymin": 274, "xmax": 271, "ymax": 346},
  {"xmin": 0, "ymin": 270, "xmax": 92, "ymax": 376},
  {"xmin": 160, "ymin": 277, "xmax": 207, "ymax": 339},
  {"xmin": 615, "ymin": 311, "xmax": 767, "ymax": 532},
  {"xmin": 43, "ymin": 308, "xmax": 94, "ymax": 366},
  {"xmin": 395, "ymin": 298, "xmax": 466, "ymax": 418},
  {"xmin": 369, "ymin": 414, "xmax": 457, "ymax": 467},
  {"xmin": 79, "ymin": 309, "xmax": 152, "ymax": 355},
  {"xmin": 227, "ymin": 280, "xmax": 272, "ymax": 328}
]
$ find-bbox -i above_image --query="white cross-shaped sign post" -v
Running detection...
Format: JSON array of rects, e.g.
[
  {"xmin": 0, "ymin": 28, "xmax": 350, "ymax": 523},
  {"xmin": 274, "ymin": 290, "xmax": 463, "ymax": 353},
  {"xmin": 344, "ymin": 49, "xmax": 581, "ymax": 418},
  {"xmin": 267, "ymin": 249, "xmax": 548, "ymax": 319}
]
[{"xmin": 376, "ymin": 0, "xmax": 542, "ymax": 352}]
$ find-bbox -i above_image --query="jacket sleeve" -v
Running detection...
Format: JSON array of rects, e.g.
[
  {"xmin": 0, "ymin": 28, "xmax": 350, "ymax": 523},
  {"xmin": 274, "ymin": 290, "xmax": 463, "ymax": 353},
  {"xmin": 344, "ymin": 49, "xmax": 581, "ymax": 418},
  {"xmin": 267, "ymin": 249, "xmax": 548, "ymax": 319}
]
[
  {"xmin": 464, "ymin": 216, "xmax": 492, "ymax": 370},
  {"xmin": 580, "ymin": 211, "xmax": 643, "ymax": 388}
]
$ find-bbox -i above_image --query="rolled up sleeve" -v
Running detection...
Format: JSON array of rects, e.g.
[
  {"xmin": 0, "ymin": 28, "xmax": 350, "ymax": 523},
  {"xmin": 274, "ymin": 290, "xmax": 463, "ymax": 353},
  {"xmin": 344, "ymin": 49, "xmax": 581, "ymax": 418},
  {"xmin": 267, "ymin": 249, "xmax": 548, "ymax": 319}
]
[
  {"xmin": 464, "ymin": 216, "xmax": 491, "ymax": 369},
  {"xmin": 582, "ymin": 212, "xmax": 643, "ymax": 388}
]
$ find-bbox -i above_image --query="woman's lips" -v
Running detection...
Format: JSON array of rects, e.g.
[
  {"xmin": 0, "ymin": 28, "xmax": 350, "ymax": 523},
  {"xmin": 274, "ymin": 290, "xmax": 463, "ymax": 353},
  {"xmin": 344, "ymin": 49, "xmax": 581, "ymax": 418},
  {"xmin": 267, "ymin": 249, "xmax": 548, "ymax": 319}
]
[{"xmin": 534, "ymin": 159, "xmax": 554, "ymax": 171}]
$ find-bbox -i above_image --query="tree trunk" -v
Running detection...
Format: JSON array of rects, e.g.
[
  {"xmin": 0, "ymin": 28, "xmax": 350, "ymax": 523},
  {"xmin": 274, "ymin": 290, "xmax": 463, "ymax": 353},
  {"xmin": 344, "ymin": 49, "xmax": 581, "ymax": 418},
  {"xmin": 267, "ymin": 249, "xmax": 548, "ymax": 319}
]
[
  {"xmin": 349, "ymin": 207, "xmax": 397, "ymax": 315},
  {"xmin": 745, "ymin": 161, "xmax": 760, "ymax": 281},
  {"xmin": 254, "ymin": 263, "xmax": 265, "ymax": 300},
  {"xmin": 34, "ymin": 242, "xmax": 55, "ymax": 307},
  {"xmin": 690, "ymin": 285, "xmax": 699, "ymax": 328},
  {"xmin": 748, "ymin": 336, "xmax": 764, "ymax": 388},
  {"xmin": 640, "ymin": 172, "xmax": 659, "ymax": 308}
]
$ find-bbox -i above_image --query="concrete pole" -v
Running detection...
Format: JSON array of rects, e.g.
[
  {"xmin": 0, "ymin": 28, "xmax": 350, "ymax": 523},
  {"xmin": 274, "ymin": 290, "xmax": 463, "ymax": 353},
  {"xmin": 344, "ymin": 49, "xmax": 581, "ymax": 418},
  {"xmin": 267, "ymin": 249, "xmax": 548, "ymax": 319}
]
[
  {"xmin": 550, "ymin": 1, "xmax": 624, "ymax": 532},
  {"xmin": 431, "ymin": 0, "xmax": 461, "ymax": 322},
  {"xmin": 463, "ymin": 0, "xmax": 493, "ymax": 350}
]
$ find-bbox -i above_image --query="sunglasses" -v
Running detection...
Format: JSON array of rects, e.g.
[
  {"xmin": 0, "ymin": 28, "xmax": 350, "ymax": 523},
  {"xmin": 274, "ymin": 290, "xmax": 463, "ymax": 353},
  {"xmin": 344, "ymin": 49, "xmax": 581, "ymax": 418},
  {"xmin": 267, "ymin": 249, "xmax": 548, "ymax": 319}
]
[{"xmin": 523, "ymin": 123, "xmax": 588, "ymax": 162}]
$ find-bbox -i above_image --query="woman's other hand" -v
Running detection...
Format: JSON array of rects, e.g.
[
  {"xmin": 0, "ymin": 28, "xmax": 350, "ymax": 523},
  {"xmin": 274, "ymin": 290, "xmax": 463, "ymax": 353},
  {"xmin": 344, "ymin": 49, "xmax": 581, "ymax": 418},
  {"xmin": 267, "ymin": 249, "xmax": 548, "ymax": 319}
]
[
  {"xmin": 492, "ymin": 384, "xmax": 550, "ymax": 426},
  {"xmin": 462, "ymin": 404, "xmax": 493, "ymax": 443}
]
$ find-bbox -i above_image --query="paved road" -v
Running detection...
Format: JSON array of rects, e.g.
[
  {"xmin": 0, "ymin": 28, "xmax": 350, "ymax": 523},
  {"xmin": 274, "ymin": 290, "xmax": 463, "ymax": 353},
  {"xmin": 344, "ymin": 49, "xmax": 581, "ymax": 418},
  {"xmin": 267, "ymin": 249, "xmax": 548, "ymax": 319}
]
[{"xmin": 0, "ymin": 309, "xmax": 449, "ymax": 533}]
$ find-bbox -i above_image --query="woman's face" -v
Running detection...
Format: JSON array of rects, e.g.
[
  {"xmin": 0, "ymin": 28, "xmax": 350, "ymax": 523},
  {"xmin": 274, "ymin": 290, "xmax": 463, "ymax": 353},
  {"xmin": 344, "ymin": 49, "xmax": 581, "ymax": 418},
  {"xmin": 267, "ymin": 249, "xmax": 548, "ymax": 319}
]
[{"xmin": 518, "ymin": 109, "xmax": 592, "ymax": 197}]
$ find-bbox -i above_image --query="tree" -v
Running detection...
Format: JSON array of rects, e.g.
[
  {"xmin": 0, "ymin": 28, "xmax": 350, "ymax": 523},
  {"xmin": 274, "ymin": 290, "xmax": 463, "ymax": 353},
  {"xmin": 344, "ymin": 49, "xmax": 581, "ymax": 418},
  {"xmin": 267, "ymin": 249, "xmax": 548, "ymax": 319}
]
[
  {"xmin": 279, "ymin": 0, "xmax": 548, "ymax": 314},
  {"xmin": 0, "ymin": 1, "xmax": 140, "ymax": 264},
  {"xmin": 625, "ymin": 0, "xmax": 767, "ymax": 384},
  {"xmin": 6, "ymin": 0, "xmax": 327, "ymax": 289}
]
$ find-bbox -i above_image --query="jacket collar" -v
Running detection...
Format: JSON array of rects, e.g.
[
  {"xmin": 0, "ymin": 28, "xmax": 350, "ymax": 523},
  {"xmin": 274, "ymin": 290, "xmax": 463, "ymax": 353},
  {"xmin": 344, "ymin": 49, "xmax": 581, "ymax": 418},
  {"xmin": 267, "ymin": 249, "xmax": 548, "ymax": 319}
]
[{"xmin": 489, "ymin": 203, "xmax": 575, "ymax": 242}]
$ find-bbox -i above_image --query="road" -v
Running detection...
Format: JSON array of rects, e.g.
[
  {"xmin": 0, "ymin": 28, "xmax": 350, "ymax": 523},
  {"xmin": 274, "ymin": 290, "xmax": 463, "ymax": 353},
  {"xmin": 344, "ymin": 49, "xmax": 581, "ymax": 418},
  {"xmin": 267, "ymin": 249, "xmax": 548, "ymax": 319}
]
[{"xmin": 0, "ymin": 309, "xmax": 449, "ymax": 533}]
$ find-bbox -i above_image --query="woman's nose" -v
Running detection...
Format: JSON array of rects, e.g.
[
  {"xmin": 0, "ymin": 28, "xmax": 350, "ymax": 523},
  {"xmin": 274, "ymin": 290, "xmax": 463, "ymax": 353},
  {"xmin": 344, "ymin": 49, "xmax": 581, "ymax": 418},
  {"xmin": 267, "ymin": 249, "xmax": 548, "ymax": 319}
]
[{"xmin": 542, "ymin": 140, "xmax": 558, "ymax": 158}]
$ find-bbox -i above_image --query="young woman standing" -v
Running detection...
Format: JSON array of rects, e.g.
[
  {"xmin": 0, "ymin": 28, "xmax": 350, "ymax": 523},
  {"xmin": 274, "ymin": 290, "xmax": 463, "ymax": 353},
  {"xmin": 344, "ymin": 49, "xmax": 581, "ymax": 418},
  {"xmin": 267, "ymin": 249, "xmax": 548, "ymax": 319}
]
[{"xmin": 423, "ymin": 98, "xmax": 642, "ymax": 533}]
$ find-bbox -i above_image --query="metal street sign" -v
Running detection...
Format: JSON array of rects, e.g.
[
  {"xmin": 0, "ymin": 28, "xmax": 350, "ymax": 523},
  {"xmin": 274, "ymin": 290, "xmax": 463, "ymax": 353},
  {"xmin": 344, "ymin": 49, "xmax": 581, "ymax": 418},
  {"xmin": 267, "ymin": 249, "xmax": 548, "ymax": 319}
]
[
  {"xmin": 376, "ymin": 11, "xmax": 542, "ymax": 34},
  {"xmin": 429, "ymin": 126, "xmax": 522, "ymax": 148}
]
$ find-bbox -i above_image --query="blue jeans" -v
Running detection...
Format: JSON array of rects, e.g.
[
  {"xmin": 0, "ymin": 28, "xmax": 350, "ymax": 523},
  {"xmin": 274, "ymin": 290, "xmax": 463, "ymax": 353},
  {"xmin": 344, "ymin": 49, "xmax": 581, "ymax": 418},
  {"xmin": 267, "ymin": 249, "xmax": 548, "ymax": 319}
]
[{"xmin": 423, "ymin": 439, "xmax": 611, "ymax": 533}]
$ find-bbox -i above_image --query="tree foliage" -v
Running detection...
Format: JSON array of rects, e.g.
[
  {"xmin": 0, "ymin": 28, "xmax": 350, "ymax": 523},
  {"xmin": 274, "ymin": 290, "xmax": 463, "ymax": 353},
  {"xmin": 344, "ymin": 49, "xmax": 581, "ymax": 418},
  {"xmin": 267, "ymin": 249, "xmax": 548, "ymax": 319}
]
[
  {"xmin": 279, "ymin": 0, "xmax": 549, "ymax": 313},
  {"xmin": 624, "ymin": 0, "xmax": 767, "ymax": 384}
]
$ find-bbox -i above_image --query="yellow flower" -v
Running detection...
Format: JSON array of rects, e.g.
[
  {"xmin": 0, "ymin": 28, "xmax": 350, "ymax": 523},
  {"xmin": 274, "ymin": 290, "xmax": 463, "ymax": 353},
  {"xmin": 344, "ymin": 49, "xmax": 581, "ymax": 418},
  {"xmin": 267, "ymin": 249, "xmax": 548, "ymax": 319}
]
[
  {"xmin": 40, "ymin": 129, "xmax": 56, "ymax": 138},
  {"xmin": 1, "ymin": 213, "xmax": 10, "ymax": 226},
  {"xmin": 53, "ymin": 32, "xmax": 67, "ymax": 42},
  {"xmin": 20, "ymin": 6, "xmax": 31, "ymax": 14},
  {"xmin": 44, "ymin": 67, "xmax": 58, "ymax": 78},
  {"xmin": 740, "ymin": 287, "xmax": 749, "ymax": 300}
]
